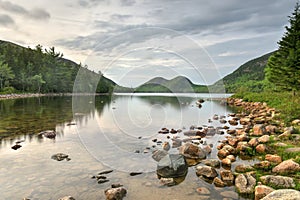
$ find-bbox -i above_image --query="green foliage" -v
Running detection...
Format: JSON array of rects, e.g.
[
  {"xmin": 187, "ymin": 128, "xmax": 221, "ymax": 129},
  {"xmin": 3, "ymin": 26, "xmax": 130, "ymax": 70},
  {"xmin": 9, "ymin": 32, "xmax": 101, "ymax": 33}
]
[
  {"xmin": 265, "ymin": 3, "xmax": 300, "ymax": 93},
  {"xmin": 0, "ymin": 86, "xmax": 15, "ymax": 94},
  {"xmin": 0, "ymin": 40, "xmax": 116, "ymax": 93}
]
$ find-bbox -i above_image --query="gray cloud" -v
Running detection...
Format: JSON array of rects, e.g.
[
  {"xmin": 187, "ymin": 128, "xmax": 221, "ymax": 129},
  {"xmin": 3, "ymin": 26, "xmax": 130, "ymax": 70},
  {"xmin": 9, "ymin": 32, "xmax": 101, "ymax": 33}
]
[
  {"xmin": 0, "ymin": 0, "xmax": 50, "ymax": 20},
  {"xmin": 0, "ymin": 14, "xmax": 14, "ymax": 26},
  {"xmin": 120, "ymin": 0, "xmax": 136, "ymax": 7}
]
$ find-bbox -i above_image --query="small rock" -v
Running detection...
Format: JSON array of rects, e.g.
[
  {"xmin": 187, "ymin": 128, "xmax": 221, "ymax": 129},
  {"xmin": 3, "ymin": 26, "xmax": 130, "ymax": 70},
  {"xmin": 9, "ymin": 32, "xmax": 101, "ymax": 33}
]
[
  {"xmin": 40, "ymin": 130, "xmax": 56, "ymax": 139},
  {"xmin": 220, "ymin": 170, "xmax": 235, "ymax": 186},
  {"xmin": 11, "ymin": 144, "xmax": 22, "ymax": 150},
  {"xmin": 221, "ymin": 158, "xmax": 231, "ymax": 167},
  {"xmin": 252, "ymin": 124, "xmax": 266, "ymax": 136},
  {"xmin": 213, "ymin": 177, "xmax": 226, "ymax": 187},
  {"xmin": 196, "ymin": 187, "xmax": 210, "ymax": 195},
  {"xmin": 258, "ymin": 135, "xmax": 270, "ymax": 143},
  {"xmin": 292, "ymin": 119, "xmax": 300, "ymax": 125},
  {"xmin": 202, "ymin": 159, "xmax": 220, "ymax": 168},
  {"xmin": 99, "ymin": 170, "xmax": 114, "ymax": 175},
  {"xmin": 111, "ymin": 183, "xmax": 123, "ymax": 188},
  {"xmin": 256, "ymin": 144, "xmax": 267, "ymax": 154},
  {"xmin": 248, "ymin": 138, "xmax": 259, "ymax": 147},
  {"xmin": 179, "ymin": 142, "xmax": 206, "ymax": 160},
  {"xmin": 159, "ymin": 177, "xmax": 175, "ymax": 186},
  {"xmin": 265, "ymin": 154, "xmax": 282, "ymax": 164},
  {"xmin": 172, "ymin": 139, "xmax": 182, "ymax": 148},
  {"xmin": 254, "ymin": 161, "xmax": 271, "ymax": 169},
  {"xmin": 272, "ymin": 159, "xmax": 300, "ymax": 174},
  {"xmin": 162, "ymin": 142, "xmax": 170, "ymax": 151},
  {"xmin": 235, "ymin": 164, "xmax": 254, "ymax": 173},
  {"xmin": 226, "ymin": 155, "xmax": 236, "ymax": 162},
  {"xmin": 254, "ymin": 185, "xmax": 274, "ymax": 200},
  {"xmin": 51, "ymin": 153, "xmax": 69, "ymax": 161},
  {"xmin": 228, "ymin": 120, "xmax": 238, "ymax": 126},
  {"xmin": 278, "ymin": 131, "xmax": 291, "ymax": 140},
  {"xmin": 203, "ymin": 145, "xmax": 212, "ymax": 154},
  {"xmin": 104, "ymin": 187, "xmax": 127, "ymax": 200},
  {"xmin": 196, "ymin": 166, "xmax": 218, "ymax": 178},
  {"xmin": 156, "ymin": 154, "xmax": 188, "ymax": 178},
  {"xmin": 98, "ymin": 179, "xmax": 109, "ymax": 184},
  {"xmin": 129, "ymin": 172, "xmax": 143, "ymax": 176},
  {"xmin": 58, "ymin": 196, "xmax": 75, "ymax": 200}
]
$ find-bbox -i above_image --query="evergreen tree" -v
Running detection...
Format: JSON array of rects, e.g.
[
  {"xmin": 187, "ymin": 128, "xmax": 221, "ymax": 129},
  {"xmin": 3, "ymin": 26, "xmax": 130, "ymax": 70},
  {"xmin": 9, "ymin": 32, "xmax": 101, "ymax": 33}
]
[{"xmin": 265, "ymin": 2, "xmax": 300, "ymax": 93}]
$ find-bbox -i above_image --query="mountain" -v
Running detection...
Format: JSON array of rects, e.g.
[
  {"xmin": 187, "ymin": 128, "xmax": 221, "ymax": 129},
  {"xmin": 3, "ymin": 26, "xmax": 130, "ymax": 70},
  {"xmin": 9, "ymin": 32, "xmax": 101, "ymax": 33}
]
[
  {"xmin": 135, "ymin": 76, "xmax": 208, "ymax": 93},
  {"xmin": 0, "ymin": 40, "xmax": 116, "ymax": 93},
  {"xmin": 211, "ymin": 51, "xmax": 275, "ymax": 93}
]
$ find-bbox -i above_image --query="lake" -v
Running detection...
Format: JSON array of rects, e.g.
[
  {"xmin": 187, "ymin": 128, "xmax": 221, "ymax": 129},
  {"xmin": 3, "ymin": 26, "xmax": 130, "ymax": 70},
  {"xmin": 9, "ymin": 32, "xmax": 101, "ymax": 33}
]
[{"xmin": 0, "ymin": 93, "xmax": 254, "ymax": 199}]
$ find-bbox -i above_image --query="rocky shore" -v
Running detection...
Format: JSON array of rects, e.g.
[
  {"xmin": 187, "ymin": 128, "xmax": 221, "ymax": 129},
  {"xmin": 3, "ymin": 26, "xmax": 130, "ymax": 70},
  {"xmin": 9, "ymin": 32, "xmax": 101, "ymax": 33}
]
[{"xmin": 0, "ymin": 93, "xmax": 110, "ymax": 100}]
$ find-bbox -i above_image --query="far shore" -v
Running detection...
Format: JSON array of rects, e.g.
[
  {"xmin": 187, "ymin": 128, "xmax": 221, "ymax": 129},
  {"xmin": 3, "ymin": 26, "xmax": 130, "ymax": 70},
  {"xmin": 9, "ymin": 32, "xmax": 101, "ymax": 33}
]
[{"xmin": 0, "ymin": 93, "xmax": 112, "ymax": 100}]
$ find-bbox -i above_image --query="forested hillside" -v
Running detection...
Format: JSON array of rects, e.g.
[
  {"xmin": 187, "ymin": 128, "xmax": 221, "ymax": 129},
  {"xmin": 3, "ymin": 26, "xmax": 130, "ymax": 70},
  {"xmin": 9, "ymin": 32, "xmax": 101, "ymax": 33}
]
[{"xmin": 0, "ymin": 40, "xmax": 116, "ymax": 94}]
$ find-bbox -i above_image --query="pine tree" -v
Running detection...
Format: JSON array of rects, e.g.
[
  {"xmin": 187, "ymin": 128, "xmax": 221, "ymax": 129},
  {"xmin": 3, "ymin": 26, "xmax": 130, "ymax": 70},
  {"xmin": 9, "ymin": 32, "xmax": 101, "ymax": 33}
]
[{"xmin": 265, "ymin": 2, "xmax": 300, "ymax": 93}]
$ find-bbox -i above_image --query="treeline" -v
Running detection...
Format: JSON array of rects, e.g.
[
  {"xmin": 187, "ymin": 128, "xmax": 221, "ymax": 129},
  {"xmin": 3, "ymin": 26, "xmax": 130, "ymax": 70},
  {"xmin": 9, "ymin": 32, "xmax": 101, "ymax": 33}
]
[{"xmin": 0, "ymin": 40, "xmax": 115, "ymax": 94}]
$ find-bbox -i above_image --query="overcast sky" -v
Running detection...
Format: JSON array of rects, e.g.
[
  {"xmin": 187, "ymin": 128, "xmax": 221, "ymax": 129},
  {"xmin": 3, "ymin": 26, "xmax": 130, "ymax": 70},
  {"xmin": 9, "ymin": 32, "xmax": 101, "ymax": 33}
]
[{"xmin": 0, "ymin": 0, "xmax": 297, "ymax": 87}]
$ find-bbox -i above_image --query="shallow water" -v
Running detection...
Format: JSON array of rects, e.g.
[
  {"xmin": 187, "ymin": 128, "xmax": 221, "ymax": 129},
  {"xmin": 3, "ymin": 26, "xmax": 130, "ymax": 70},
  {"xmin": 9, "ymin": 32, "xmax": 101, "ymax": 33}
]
[{"xmin": 0, "ymin": 94, "xmax": 254, "ymax": 200}]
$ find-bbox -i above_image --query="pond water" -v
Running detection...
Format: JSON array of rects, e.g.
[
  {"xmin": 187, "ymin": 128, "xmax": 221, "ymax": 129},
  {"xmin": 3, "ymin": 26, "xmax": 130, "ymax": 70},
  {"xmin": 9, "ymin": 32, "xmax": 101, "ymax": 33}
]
[{"xmin": 0, "ymin": 93, "xmax": 254, "ymax": 200}]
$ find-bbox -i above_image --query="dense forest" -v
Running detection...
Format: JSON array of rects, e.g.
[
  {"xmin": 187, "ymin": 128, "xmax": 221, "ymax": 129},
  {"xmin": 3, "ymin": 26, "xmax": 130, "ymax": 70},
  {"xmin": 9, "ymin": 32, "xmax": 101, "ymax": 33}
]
[{"xmin": 0, "ymin": 40, "xmax": 116, "ymax": 94}]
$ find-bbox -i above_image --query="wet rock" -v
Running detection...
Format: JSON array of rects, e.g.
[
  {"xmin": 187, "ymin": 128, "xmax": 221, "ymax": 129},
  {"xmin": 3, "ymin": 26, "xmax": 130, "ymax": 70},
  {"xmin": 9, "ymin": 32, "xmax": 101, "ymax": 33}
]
[
  {"xmin": 236, "ymin": 141, "xmax": 250, "ymax": 152},
  {"xmin": 261, "ymin": 189, "xmax": 300, "ymax": 200},
  {"xmin": 111, "ymin": 183, "xmax": 123, "ymax": 188},
  {"xmin": 202, "ymin": 159, "xmax": 220, "ymax": 168},
  {"xmin": 203, "ymin": 145, "xmax": 212, "ymax": 154},
  {"xmin": 227, "ymin": 137, "xmax": 239, "ymax": 147},
  {"xmin": 218, "ymin": 145, "xmax": 236, "ymax": 158},
  {"xmin": 220, "ymin": 170, "xmax": 235, "ymax": 186},
  {"xmin": 162, "ymin": 142, "xmax": 170, "ymax": 151},
  {"xmin": 235, "ymin": 164, "xmax": 254, "ymax": 173},
  {"xmin": 104, "ymin": 187, "xmax": 127, "ymax": 200},
  {"xmin": 159, "ymin": 177, "xmax": 175, "ymax": 186},
  {"xmin": 228, "ymin": 120, "xmax": 238, "ymax": 126},
  {"xmin": 196, "ymin": 187, "xmax": 210, "ymax": 195},
  {"xmin": 254, "ymin": 185, "xmax": 274, "ymax": 200},
  {"xmin": 196, "ymin": 166, "xmax": 218, "ymax": 178},
  {"xmin": 213, "ymin": 177, "xmax": 226, "ymax": 187},
  {"xmin": 251, "ymin": 124, "xmax": 266, "ymax": 136},
  {"xmin": 171, "ymin": 139, "xmax": 182, "ymax": 148},
  {"xmin": 213, "ymin": 114, "xmax": 219, "ymax": 120},
  {"xmin": 159, "ymin": 128, "xmax": 169, "ymax": 134},
  {"xmin": 260, "ymin": 175, "xmax": 295, "ymax": 188},
  {"xmin": 235, "ymin": 173, "xmax": 256, "ymax": 194},
  {"xmin": 58, "ymin": 196, "xmax": 75, "ymax": 200},
  {"xmin": 98, "ymin": 179, "xmax": 109, "ymax": 184},
  {"xmin": 157, "ymin": 154, "xmax": 188, "ymax": 178},
  {"xmin": 179, "ymin": 142, "xmax": 206, "ymax": 160},
  {"xmin": 226, "ymin": 155, "xmax": 236, "ymax": 162},
  {"xmin": 240, "ymin": 117, "xmax": 251, "ymax": 125},
  {"xmin": 11, "ymin": 144, "xmax": 22, "ymax": 150},
  {"xmin": 256, "ymin": 144, "xmax": 267, "ymax": 154},
  {"xmin": 39, "ymin": 130, "xmax": 56, "ymax": 139},
  {"xmin": 170, "ymin": 129, "xmax": 177, "ymax": 134},
  {"xmin": 265, "ymin": 154, "xmax": 282, "ymax": 164},
  {"xmin": 217, "ymin": 143, "xmax": 225, "ymax": 150},
  {"xmin": 272, "ymin": 159, "xmax": 300, "ymax": 174},
  {"xmin": 248, "ymin": 138, "xmax": 259, "ymax": 147},
  {"xmin": 227, "ymin": 129, "xmax": 236, "ymax": 135},
  {"xmin": 258, "ymin": 135, "xmax": 270, "ymax": 143},
  {"xmin": 152, "ymin": 150, "xmax": 168, "ymax": 162},
  {"xmin": 220, "ymin": 119, "xmax": 227, "ymax": 124},
  {"xmin": 51, "ymin": 153, "xmax": 70, "ymax": 161}
]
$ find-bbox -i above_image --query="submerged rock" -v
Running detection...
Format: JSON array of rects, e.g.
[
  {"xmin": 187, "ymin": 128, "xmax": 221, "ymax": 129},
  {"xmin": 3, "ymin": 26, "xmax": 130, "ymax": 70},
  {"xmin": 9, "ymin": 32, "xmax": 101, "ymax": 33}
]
[
  {"xmin": 196, "ymin": 166, "xmax": 218, "ymax": 178},
  {"xmin": 152, "ymin": 150, "xmax": 168, "ymax": 162},
  {"xmin": 156, "ymin": 154, "xmax": 188, "ymax": 178}
]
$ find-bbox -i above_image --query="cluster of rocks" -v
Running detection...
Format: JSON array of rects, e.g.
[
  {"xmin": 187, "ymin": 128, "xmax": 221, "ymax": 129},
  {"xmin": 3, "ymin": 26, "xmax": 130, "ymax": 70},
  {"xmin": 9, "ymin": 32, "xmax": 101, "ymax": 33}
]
[{"xmin": 91, "ymin": 170, "xmax": 113, "ymax": 184}]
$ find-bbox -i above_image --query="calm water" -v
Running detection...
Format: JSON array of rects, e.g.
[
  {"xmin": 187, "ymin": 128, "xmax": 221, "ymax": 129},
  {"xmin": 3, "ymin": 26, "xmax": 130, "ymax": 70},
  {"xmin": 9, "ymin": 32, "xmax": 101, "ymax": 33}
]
[{"xmin": 0, "ymin": 94, "xmax": 253, "ymax": 200}]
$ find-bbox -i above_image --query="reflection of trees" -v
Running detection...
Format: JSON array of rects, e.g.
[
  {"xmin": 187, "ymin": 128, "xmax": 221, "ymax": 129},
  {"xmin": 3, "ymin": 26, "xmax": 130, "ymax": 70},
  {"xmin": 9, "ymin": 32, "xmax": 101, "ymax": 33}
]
[
  {"xmin": 0, "ymin": 95, "xmax": 112, "ymax": 142},
  {"xmin": 135, "ymin": 96, "xmax": 194, "ymax": 109}
]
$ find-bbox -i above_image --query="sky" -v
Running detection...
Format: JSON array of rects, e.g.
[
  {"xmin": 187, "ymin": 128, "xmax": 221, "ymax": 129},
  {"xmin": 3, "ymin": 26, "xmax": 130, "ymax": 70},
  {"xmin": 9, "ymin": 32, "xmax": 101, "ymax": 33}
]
[{"xmin": 0, "ymin": 0, "xmax": 297, "ymax": 87}]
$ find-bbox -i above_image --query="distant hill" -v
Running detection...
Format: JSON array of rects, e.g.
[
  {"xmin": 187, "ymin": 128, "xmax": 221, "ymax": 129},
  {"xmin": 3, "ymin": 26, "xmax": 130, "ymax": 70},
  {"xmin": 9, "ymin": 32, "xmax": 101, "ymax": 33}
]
[
  {"xmin": 211, "ymin": 51, "xmax": 275, "ymax": 93},
  {"xmin": 0, "ymin": 40, "xmax": 116, "ymax": 93},
  {"xmin": 135, "ymin": 76, "xmax": 208, "ymax": 93}
]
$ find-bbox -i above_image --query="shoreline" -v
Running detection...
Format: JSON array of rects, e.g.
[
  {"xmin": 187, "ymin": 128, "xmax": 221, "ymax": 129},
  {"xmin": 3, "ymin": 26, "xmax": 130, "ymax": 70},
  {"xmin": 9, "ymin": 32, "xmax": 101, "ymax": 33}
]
[{"xmin": 0, "ymin": 93, "xmax": 112, "ymax": 100}]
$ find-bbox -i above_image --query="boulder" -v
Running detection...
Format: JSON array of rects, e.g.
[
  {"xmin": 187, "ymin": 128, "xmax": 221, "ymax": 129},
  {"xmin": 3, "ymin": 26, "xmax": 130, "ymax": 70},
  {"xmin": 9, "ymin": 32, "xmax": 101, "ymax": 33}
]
[
  {"xmin": 251, "ymin": 125, "xmax": 266, "ymax": 136},
  {"xmin": 265, "ymin": 154, "xmax": 282, "ymax": 164},
  {"xmin": 179, "ymin": 143, "xmax": 206, "ymax": 160},
  {"xmin": 272, "ymin": 159, "xmax": 300, "ymax": 174},
  {"xmin": 258, "ymin": 135, "xmax": 270, "ymax": 143},
  {"xmin": 261, "ymin": 189, "xmax": 300, "ymax": 200},
  {"xmin": 260, "ymin": 175, "xmax": 295, "ymax": 189},
  {"xmin": 196, "ymin": 166, "xmax": 218, "ymax": 178},
  {"xmin": 220, "ymin": 170, "xmax": 235, "ymax": 185},
  {"xmin": 156, "ymin": 154, "xmax": 188, "ymax": 178},
  {"xmin": 254, "ymin": 185, "xmax": 274, "ymax": 200},
  {"xmin": 104, "ymin": 187, "xmax": 127, "ymax": 200},
  {"xmin": 202, "ymin": 159, "xmax": 220, "ymax": 168},
  {"xmin": 235, "ymin": 173, "xmax": 256, "ymax": 194}
]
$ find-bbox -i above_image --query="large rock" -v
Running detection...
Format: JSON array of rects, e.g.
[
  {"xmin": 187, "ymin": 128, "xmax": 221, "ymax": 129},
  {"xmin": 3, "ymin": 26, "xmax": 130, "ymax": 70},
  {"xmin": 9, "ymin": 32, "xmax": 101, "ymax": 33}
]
[
  {"xmin": 156, "ymin": 154, "xmax": 188, "ymax": 178},
  {"xmin": 179, "ymin": 142, "xmax": 206, "ymax": 160},
  {"xmin": 235, "ymin": 173, "xmax": 256, "ymax": 194},
  {"xmin": 152, "ymin": 150, "xmax": 168, "ymax": 162},
  {"xmin": 254, "ymin": 185, "xmax": 274, "ymax": 200},
  {"xmin": 272, "ymin": 159, "xmax": 300, "ymax": 174},
  {"xmin": 196, "ymin": 166, "xmax": 218, "ymax": 178},
  {"xmin": 261, "ymin": 189, "xmax": 300, "ymax": 200},
  {"xmin": 251, "ymin": 124, "xmax": 266, "ymax": 136},
  {"xmin": 104, "ymin": 187, "xmax": 127, "ymax": 200},
  {"xmin": 260, "ymin": 175, "xmax": 295, "ymax": 189}
]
